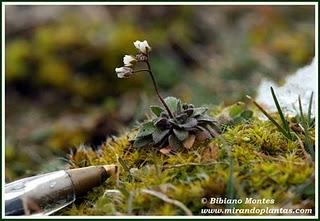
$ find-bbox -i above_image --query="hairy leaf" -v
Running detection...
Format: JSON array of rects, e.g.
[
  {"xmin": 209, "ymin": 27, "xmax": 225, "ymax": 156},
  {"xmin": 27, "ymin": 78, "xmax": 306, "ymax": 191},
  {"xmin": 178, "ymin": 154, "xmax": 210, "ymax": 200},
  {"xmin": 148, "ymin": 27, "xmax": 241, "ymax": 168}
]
[
  {"xmin": 152, "ymin": 128, "xmax": 170, "ymax": 144},
  {"xmin": 150, "ymin": 106, "xmax": 165, "ymax": 117},
  {"xmin": 137, "ymin": 122, "xmax": 156, "ymax": 137},
  {"xmin": 173, "ymin": 128, "xmax": 189, "ymax": 141},
  {"xmin": 206, "ymin": 125, "xmax": 219, "ymax": 137},
  {"xmin": 133, "ymin": 136, "xmax": 153, "ymax": 148},
  {"xmin": 196, "ymin": 125, "xmax": 207, "ymax": 131},
  {"xmin": 180, "ymin": 118, "xmax": 198, "ymax": 129},
  {"xmin": 196, "ymin": 115, "xmax": 214, "ymax": 123},
  {"xmin": 169, "ymin": 134, "xmax": 182, "ymax": 150},
  {"xmin": 192, "ymin": 107, "xmax": 208, "ymax": 116},
  {"xmin": 164, "ymin": 96, "xmax": 181, "ymax": 113},
  {"xmin": 196, "ymin": 125, "xmax": 214, "ymax": 138},
  {"xmin": 177, "ymin": 100, "xmax": 182, "ymax": 113},
  {"xmin": 155, "ymin": 118, "xmax": 171, "ymax": 129}
]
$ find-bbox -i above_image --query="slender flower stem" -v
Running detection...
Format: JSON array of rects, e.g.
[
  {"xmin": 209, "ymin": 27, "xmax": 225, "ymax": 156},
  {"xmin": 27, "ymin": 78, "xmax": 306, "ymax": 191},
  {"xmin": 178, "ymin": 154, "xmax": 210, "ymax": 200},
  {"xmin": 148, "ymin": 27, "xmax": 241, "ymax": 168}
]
[
  {"xmin": 133, "ymin": 69, "xmax": 150, "ymax": 73},
  {"xmin": 145, "ymin": 60, "xmax": 174, "ymax": 118}
]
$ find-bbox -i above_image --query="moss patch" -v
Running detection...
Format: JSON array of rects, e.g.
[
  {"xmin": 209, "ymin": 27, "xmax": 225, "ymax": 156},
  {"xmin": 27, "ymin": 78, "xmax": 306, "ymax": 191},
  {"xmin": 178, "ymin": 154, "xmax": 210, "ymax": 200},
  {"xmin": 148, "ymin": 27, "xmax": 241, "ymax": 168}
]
[{"xmin": 62, "ymin": 112, "xmax": 315, "ymax": 216}]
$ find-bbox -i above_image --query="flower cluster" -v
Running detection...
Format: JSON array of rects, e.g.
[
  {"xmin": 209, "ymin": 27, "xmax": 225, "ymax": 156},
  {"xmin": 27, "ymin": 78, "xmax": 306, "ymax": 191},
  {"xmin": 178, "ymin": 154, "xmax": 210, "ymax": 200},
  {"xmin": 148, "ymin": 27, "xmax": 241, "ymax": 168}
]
[{"xmin": 115, "ymin": 40, "xmax": 151, "ymax": 78}]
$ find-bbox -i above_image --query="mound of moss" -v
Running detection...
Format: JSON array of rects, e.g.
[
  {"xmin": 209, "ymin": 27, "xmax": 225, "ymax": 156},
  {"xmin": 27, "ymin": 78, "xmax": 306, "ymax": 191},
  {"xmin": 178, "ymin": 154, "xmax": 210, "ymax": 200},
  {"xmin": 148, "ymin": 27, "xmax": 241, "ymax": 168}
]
[{"xmin": 61, "ymin": 107, "xmax": 314, "ymax": 216}]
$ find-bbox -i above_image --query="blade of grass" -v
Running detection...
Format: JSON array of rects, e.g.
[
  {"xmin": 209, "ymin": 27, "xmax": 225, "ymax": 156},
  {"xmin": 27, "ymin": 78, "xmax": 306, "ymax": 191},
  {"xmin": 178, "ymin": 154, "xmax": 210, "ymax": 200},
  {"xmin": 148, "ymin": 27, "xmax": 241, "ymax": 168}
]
[
  {"xmin": 246, "ymin": 95, "xmax": 291, "ymax": 139},
  {"xmin": 216, "ymin": 135, "xmax": 237, "ymax": 210},
  {"xmin": 298, "ymin": 96, "xmax": 314, "ymax": 160},
  {"xmin": 307, "ymin": 92, "xmax": 314, "ymax": 127},
  {"xmin": 270, "ymin": 87, "xmax": 292, "ymax": 139},
  {"xmin": 226, "ymin": 157, "xmax": 235, "ymax": 210},
  {"xmin": 298, "ymin": 96, "xmax": 307, "ymax": 125}
]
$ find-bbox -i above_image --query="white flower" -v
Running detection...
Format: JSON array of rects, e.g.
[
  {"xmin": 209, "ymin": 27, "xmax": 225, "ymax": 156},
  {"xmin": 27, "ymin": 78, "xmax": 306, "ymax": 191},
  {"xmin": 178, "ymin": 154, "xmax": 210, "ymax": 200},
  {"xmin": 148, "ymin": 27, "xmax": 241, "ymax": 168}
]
[
  {"xmin": 123, "ymin": 55, "xmax": 136, "ymax": 67},
  {"xmin": 115, "ymin": 66, "xmax": 133, "ymax": 78},
  {"xmin": 133, "ymin": 40, "xmax": 151, "ymax": 54}
]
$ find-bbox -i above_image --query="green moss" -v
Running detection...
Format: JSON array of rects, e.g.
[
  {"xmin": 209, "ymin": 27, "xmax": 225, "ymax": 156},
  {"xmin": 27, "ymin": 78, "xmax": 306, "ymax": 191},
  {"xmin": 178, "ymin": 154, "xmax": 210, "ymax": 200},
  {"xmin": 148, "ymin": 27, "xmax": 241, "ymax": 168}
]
[{"xmin": 61, "ymin": 109, "xmax": 314, "ymax": 216}]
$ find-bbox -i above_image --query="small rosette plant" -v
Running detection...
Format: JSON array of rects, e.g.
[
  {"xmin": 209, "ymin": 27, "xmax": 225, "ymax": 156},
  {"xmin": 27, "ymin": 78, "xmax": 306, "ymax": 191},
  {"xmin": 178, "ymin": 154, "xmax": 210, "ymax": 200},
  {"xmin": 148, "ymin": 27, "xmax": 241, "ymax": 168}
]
[
  {"xmin": 116, "ymin": 40, "xmax": 220, "ymax": 153},
  {"xmin": 134, "ymin": 97, "xmax": 220, "ymax": 153}
]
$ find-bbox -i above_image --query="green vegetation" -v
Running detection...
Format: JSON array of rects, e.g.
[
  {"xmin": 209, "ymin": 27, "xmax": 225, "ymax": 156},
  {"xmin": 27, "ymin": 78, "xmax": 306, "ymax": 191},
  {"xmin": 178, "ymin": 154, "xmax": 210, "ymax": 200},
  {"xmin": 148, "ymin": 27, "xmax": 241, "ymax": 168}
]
[
  {"xmin": 5, "ymin": 6, "xmax": 315, "ymax": 181},
  {"xmin": 5, "ymin": 6, "xmax": 315, "ymax": 216},
  {"xmin": 61, "ymin": 103, "xmax": 315, "ymax": 215},
  {"xmin": 248, "ymin": 88, "xmax": 315, "ymax": 160}
]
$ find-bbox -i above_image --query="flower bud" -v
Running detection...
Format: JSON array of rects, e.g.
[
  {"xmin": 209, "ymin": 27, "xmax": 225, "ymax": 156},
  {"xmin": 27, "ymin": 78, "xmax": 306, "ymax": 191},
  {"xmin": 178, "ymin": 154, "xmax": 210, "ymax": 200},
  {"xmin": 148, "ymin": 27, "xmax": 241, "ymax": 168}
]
[
  {"xmin": 123, "ymin": 55, "xmax": 137, "ymax": 67},
  {"xmin": 136, "ymin": 53, "xmax": 148, "ymax": 62},
  {"xmin": 133, "ymin": 40, "xmax": 151, "ymax": 54},
  {"xmin": 115, "ymin": 66, "xmax": 133, "ymax": 78}
]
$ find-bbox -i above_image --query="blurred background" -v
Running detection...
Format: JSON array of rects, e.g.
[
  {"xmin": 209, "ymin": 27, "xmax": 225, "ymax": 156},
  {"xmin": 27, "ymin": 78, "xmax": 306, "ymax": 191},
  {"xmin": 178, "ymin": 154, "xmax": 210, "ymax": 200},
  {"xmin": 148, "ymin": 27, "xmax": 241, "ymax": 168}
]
[{"xmin": 5, "ymin": 5, "xmax": 315, "ymax": 181}]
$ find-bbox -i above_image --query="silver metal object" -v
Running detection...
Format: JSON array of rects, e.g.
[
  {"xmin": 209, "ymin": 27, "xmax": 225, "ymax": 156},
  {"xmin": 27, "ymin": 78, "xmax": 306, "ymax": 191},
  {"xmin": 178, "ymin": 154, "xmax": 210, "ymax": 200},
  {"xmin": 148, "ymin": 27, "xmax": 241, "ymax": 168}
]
[{"xmin": 5, "ymin": 165, "xmax": 117, "ymax": 216}]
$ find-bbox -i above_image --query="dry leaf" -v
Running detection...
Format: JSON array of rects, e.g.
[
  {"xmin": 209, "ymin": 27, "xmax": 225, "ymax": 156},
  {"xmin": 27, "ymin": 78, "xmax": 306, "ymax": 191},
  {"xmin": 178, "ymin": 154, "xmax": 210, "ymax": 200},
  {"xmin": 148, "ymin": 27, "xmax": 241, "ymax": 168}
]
[
  {"xmin": 160, "ymin": 146, "xmax": 173, "ymax": 155},
  {"xmin": 183, "ymin": 134, "xmax": 196, "ymax": 149}
]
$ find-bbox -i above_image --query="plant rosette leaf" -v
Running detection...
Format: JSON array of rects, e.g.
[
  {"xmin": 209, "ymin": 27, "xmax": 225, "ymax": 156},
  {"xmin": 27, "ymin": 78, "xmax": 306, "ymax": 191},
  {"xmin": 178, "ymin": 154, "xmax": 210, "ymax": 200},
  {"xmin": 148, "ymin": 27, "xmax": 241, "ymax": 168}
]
[
  {"xmin": 136, "ymin": 121, "xmax": 156, "ymax": 137},
  {"xmin": 133, "ymin": 97, "xmax": 220, "ymax": 153},
  {"xmin": 164, "ymin": 96, "xmax": 181, "ymax": 113},
  {"xmin": 150, "ymin": 106, "xmax": 165, "ymax": 117}
]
